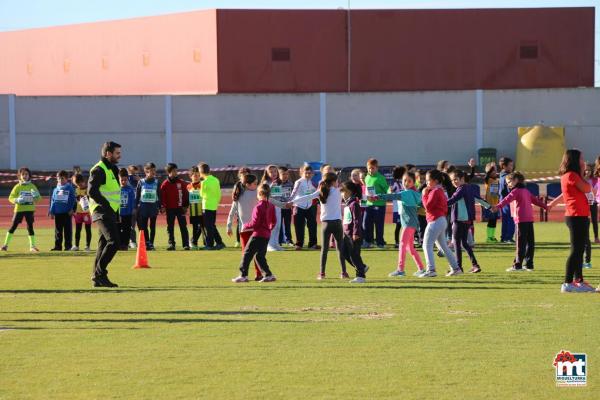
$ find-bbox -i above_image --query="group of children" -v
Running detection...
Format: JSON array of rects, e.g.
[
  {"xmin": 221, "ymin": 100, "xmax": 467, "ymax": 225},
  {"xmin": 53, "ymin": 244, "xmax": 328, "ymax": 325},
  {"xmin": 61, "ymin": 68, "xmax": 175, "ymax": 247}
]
[
  {"xmin": 3, "ymin": 156, "xmax": 599, "ymax": 289},
  {"xmin": 1, "ymin": 162, "xmax": 226, "ymax": 253}
]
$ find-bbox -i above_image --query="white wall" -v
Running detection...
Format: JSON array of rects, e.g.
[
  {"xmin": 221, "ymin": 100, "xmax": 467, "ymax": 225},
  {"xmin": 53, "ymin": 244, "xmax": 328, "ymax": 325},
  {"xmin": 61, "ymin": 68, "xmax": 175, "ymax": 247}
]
[{"xmin": 1, "ymin": 88, "xmax": 599, "ymax": 170}]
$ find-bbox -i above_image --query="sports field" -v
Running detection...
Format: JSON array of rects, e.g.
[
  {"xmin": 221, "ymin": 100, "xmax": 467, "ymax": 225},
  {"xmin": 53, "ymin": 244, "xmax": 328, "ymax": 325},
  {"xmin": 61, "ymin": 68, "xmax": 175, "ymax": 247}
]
[{"xmin": 1, "ymin": 222, "xmax": 598, "ymax": 399}]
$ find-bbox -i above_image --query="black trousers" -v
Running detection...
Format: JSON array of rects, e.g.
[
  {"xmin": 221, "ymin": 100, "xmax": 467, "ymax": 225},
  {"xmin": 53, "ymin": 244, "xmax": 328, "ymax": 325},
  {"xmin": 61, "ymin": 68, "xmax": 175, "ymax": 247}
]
[
  {"xmin": 279, "ymin": 208, "xmax": 293, "ymax": 244},
  {"xmin": 129, "ymin": 210, "xmax": 137, "ymax": 244},
  {"xmin": 342, "ymin": 235, "xmax": 367, "ymax": 278},
  {"xmin": 189, "ymin": 215, "xmax": 206, "ymax": 246},
  {"xmin": 9, "ymin": 211, "xmax": 34, "ymax": 235},
  {"xmin": 418, "ymin": 214, "xmax": 427, "ymax": 243},
  {"xmin": 119, "ymin": 215, "xmax": 132, "ymax": 249},
  {"xmin": 137, "ymin": 214, "xmax": 157, "ymax": 245},
  {"xmin": 93, "ymin": 215, "xmax": 119, "ymax": 279},
  {"xmin": 166, "ymin": 208, "xmax": 189, "ymax": 247},
  {"xmin": 452, "ymin": 221, "xmax": 478, "ymax": 269},
  {"xmin": 294, "ymin": 205, "xmax": 317, "ymax": 248},
  {"xmin": 513, "ymin": 222, "xmax": 535, "ymax": 269},
  {"xmin": 590, "ymin": 203, "xmax": 598, "ymax": 239},
  {"xmin": 565, "ymin": 216, "xmax": 589, "ymax": 283},
  {"xmin": 75, "ymin": 223, "xmax": 92, "ymax": 247},
  {"xmin": 320, "ymin": 220, "xmax": 346, "ymax": 274},
  {"xmin": 239, "ymin": 236, "xmax": 272, "ymax": 277},
  {"xmin": 203, "ymin": 210, "xmax": 223, "ymax": 247},
  {"xmin": 54, "ymin": 213, "xmax": 72, "ymax": 250}
]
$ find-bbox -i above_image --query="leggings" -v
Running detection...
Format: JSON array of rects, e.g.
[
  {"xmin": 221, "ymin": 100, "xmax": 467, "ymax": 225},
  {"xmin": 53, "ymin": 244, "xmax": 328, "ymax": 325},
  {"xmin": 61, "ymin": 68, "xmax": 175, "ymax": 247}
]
[
  {"xmin": 320, "ymin": 220, "xmax": 346, "ymax": 274},
  {"xmin": 398, "ymin": 226, "xmax": 424, "ymax": 272},
  {"xmin": 591, "ymin": 203, "xmax": 598, "ymax": 240},
  {"xmin": 565, "ymin": 216, "xmax": 588, "ymax": 283},
  {"xmin": 239, "ymin": 236, "xmax": 272, "ymax": 277},
  {"xmin": 75, "ymin": 223, "xmax": 92, "ymax": 247},
  {"xmin": 452, "ymin": 221, "xmax": 478, "ymax": 269},
  {"xmin": 394, "ymin": 223, "xmax": 402, "ymax": 245},
  {"xmin": 240, "ymin": 230, "xmax": 262, "ymax": 278},
  {"xmin": 342, "ymin": 235, "xmax": 367, "ymax": 278},
  {"xmin": 423, "ymin": 217, "xmax": 458, "ymax": 271},
  {"xmin": 9, "ymin": 211, "xmax": 35, "ymax": 235}
]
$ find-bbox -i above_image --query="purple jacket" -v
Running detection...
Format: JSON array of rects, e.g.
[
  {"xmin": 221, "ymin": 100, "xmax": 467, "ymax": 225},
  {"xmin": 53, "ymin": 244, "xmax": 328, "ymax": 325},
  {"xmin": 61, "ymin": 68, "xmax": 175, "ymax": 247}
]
[
  {"xmin": 343, "ymin": 197, "xmax": 363, "ymax": 237},
  {"xmin": 496, "ymin": 186, "xmax": 547, "ymax": 224},
  {"xmin": 447, "ymin": 184, "xmax": 489, "ymax": 223}
]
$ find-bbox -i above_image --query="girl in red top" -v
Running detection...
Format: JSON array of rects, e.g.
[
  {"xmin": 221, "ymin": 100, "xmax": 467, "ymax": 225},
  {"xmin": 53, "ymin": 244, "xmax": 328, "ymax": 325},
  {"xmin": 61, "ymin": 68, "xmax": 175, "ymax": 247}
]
[
  {"xmin": 420, "ymin": 169, "xmax": 459, "ymax": 278},
  {"xmin": 549, "ymin": 149, "xmax": 595, "ymax": 293},
  {"xmin": 232, "ymin": 184, "xmax": 277, "ymax": 283}
]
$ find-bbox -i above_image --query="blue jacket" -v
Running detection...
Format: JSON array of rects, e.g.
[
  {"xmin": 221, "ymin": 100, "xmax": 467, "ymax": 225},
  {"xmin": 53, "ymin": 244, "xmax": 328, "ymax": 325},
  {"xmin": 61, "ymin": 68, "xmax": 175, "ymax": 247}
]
[
  {"xmin": 120, "ymin": 184, "xmax": 136, "ymax": 216},
  {"xmin": 136, "ymin": 178, "xmax": 161, "ymax": 217},
  {"xmin": 447, "ymin": 184, "xmax": 490, "ymax": 223},
  {"xmin": 50, "ymin": 182, "xmax": 76, "ymax": 215}
]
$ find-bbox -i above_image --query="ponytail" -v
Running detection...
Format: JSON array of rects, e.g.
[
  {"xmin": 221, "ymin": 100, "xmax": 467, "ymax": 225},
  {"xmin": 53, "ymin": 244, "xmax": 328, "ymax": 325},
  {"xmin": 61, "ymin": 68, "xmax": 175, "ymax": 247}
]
[
  {"xmin": 319, "ymin": 172, "xmax": 338, "ymax": 204},
  {"xmin": 232, "ymin": 174, "xmax": 257, "ymax": 201}
]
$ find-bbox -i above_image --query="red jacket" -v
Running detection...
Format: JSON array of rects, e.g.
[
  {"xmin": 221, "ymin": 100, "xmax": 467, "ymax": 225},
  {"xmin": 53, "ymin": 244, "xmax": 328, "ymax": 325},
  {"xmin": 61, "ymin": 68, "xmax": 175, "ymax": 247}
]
[
  {"xmin": 160, "ymin": 177, "xmax": 189, "ymax": 209},
  {"xmin": 243, "ymin": 200, "xmax": 276, "ymax": 238},
  {"xmin": 422, "ymin": 185, "xmax": 447, "ymax": 222}
]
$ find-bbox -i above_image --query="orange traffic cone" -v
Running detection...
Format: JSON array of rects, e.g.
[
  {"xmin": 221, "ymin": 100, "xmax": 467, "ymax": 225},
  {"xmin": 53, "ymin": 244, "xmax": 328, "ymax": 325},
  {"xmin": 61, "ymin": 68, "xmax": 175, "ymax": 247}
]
[{"xmin": 132, "ymin": 230, "xmax": 151, "ymax": 269}]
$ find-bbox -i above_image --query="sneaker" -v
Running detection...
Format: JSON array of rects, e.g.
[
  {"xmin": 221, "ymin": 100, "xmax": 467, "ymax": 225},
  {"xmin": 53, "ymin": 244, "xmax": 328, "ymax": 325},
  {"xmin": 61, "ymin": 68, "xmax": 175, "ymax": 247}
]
[
  {"xmin": 362, "ymin": 242, "xmax": 373, "ymax": 249},
  {"xmin": 103, "ymin": 277, "xmax": 119, "ymax": 288},
  {"xmin": 309, "ymin": 245, "xmax": 321, "ymax": 250},
  {"xmin": 146, "ymin": 244, "xmax": 155, "ymax": 251},
  {"xmin": 84, "ymin": 246, "xmax": 91, "ymax": 252},
  {"xmin": 583, "ymin": 262, "xmax": 592, "ymax": 269},
  {"xmin": 469, "ymin": 265, "xmax": 481, "ymax": 273},
  {"xmin": 260, "ymin": 275, "xmax": 277, "ymax": 283},
  {"xmin": 295, "ymin": 245, "xmax": 302, "ymax": 251},
  {"xmin": 350, "ymin": 277, "xmax": 366, "ymax": 283},
  {"xmin": 376, "ymin": 244, "xmax": 385, "ymax": 249},
  {"xmin": 595, "ymin": 238, "xmax": 600, "ymax": 244},
  {"xmin": 561, "ymin": 283, "xmax": 577, "ymax": 293},
  {"xmin": 394, "ymin": 243, "xmax": 399, "ymax": 249},
  {"xmin": 317, "ymin": 273, "xmax": 326, "ymax": 280},
  {"xmin": 232, "ymin": 276, "xmax": 249, "ymax": 283},
  {"xmin": 388, "ymin": 270, "xmax": 406, "ymax": 277},
  {"xmin": 446, "ymin": 268, "xmax": 463, "ymax": 277},
  {"xmin": 183, "ymin": 246, "xmax": 191, "ymax": 251},
  {"xmin": 1, "ymin": 245, "xmax": 7, "ymax": 251},
  {"xmin": 486, "ymin": 237, "xmax": 496, "ymax": 243},
  {"xmin": 201, "ymin": 246, "xmax": 216, "ymax": 251},
  {"xmin": 418, "ymin": 269, "xmax": 437, "ymax": 278},
  {"xmin": 70, "ymin": 246, "xmax": 79, "ymax": 251},
  {"xmin": 413, "ymin": 269, "xmax": 425, "ymax": 276},
  {"xmin": 267, "ymin": 245, "xmax": 284, "ymax": 252},
  {"xmin": 50, "ymin": 248, "xmax": 61, "ymax": 251},
  {"xmin": 524, "ymin": 266, "xmax": 534, "ymax": 272},
  {"xmin": 191, "ymin": 245, "xmax": 199, "ymax": 250},
  {"xmin": 254, "ymin": 276, "xmax": 264, "ymax": 281},
  {"xmin": 29, "ymin": 246, "xmax": 39, "ymax": 253},
  {"xmin": 506, "ymin": 266, "xmax": 525, "ymax": 272},
  {"xmin": 574, "ymin": 281, "xmax": 596, "ymax": 292},
  {"xmin": 166, "ymin": 245, "xmax": 176, "ymax": 251},
  {"xmin": 340, "ymin": 272, "xmax": 350, "ymax": 279},
  {"xmin": 215, "ymin": 243, "xmax": 226, "ymax": 250},
  {"xmin": 129, "ymin": 242, "xmax": 137, "ymax": 249}
]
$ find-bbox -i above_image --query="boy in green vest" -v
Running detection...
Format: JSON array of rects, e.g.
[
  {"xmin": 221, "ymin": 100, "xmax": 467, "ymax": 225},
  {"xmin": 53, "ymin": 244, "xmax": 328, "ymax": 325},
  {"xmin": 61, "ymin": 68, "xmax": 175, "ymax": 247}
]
[{"xmin": 2, "ymin": 167, "xmax": 41, "ymax": 252}]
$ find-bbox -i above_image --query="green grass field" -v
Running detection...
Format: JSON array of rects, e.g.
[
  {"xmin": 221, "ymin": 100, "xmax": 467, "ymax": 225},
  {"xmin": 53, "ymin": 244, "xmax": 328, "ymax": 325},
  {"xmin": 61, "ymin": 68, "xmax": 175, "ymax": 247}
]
[{"xmin": 1, "ymin": 222, "xmax": 599, "ymax": 399}]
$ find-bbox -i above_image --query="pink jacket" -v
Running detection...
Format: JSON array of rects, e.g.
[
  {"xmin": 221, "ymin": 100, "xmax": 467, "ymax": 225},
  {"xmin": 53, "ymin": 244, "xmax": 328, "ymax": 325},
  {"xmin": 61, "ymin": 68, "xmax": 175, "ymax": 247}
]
[
  {"xmin": 496, "ymin": 187, "xmax": 547, "ymax": 224},
  {"xmin": 243, "ymin": 200, "xmax": 276, "ymax": 238}
]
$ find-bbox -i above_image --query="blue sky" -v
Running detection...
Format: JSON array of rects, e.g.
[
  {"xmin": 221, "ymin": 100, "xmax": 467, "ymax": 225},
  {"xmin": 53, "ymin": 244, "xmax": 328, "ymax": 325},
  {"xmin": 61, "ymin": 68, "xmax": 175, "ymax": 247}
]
[{"xmin": 0, "ymin": 0, "xmax": 597, "ymax": 85}]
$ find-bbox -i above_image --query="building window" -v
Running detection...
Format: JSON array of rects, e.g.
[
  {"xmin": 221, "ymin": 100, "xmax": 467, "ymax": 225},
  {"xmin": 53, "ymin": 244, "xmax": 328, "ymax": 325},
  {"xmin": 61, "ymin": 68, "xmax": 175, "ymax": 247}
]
[
  {"xmin": 272, "ymin": 48, "xmax": 291, "ymax": 62},
  {"xmin": 519, "ymin": 43, "xmax": 539, "ymax": 60}
]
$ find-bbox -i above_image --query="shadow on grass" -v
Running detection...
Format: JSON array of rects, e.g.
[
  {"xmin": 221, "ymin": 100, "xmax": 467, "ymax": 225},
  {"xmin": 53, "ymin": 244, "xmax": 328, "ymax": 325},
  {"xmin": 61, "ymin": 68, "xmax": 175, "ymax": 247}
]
[
  {"xmin": 0, "ymin": 310, "xmax": 289, "ymax": 316},
  {"xmin": 0, "ymin": 317, "xmax": 312, "ymax": 324},
  {"xmin": 0, "ymin": 326, "xmax": 141, "ymax": 330}
]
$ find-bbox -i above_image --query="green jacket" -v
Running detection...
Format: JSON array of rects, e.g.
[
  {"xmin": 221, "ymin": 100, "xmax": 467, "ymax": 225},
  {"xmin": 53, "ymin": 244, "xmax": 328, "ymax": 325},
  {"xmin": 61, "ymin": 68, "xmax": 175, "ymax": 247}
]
[
  {"xmin": 9, "ymin": 181, "xmax": 41, "ymax": 212},
  {"xmin": 200, "ymin": 175, "xmax": 221, "ymax": 211},
  {"xmin": 365, "ymin": 172, "xmax": 389, "ymax": 206}
]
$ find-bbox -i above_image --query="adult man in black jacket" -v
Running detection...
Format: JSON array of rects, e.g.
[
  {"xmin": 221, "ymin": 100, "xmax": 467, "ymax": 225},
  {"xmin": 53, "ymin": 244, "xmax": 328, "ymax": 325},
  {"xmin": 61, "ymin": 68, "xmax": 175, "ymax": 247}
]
[{"xmin": 88, "ymin": 141, "xmax": 122, "ymax": 287}]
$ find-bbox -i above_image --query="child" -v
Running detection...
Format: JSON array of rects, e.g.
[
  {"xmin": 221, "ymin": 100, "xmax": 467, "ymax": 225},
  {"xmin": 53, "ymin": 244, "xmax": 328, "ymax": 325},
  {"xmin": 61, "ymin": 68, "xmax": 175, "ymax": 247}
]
[
  {"xmin": 72, "ymin": 173, "xmax": 92, "ymax": 251},
  {"xmin": 232, "ymin": 184, "xmax": 277, "ymax": 283},
  {"xmin": 483, "ymin": 162, "xmax": 501, "ymax": 242},
  {"xmin": 261, "ymin": 164, "xmax": 284, "ymax": 251},
  {"xmin": 199, "ymin": 162, "xmax": 225, "ymax": 250},
  {"xmin": 127, "ymin": 165, "xmax": 140, "ymax": 249},
  {"xmin": 447, "ymin": 170, "xmax": 491, "ymax": 274},
  {"xmin": 2, "ymin": 167, "xmax": 41, "ymax": 252},
  {"xmin": 187, "ymin": 166, "xmax": 205, "ymax": 250},
  {"xmin": 373, "ymin": 172, "xmax": 425, "ymax": 277},
  {"xmin": 498, "ymin": 157, "xmax": 516, "ymax": 243},
  {"xmin": 118, "ymin": 168, "xmax": 136, "ymax": 250},
  {"xmin": 364, "ymin": 158, "xmax": 389, "ymax": 248},
  {"xmin": 49, "ymin": 170, "xmax": 76, "ymax": 251},
  {"xmin": 136, "ymin": 162, "xmax": 161, "ymax": 250},
  {"xmin": 419, "ymin": 169, "xmax": 460, "ymax": 277},
  {"xmin": 390, "ymin": 166, "xmax": 406, "ymax": 248},
  {"xmin": 340, "ymin": 181, "xmax": 369, "ymax": 283},
  {"xmin": 233, "ymin": 167, "xmax": 251, "ymax": 247},
  {"xmin": 582, "ymin": 163, "xmax": 596, "ymax": 268},
  {"xmin": 350, "ymin": 168, "xmax": 367, "ymax": 208},
  {"xmin": 227, "ymin": 174, "xmax": 262, "ymax": 280},
  {"xmin": 492, "ymin": 172, "xmax": 547, "ymax": 272},
  {"xmin": 290, "ymin": 164, "xmax": 319, "ymax": 250},
  {"xmin": 278, "ymin": 166, "xmax": 294, "ymax": 246},
  {"xmin": 161, "ymin": 163, "xmax": 190, "ymax": 251},
  {"xmin": 291, "ymin": 172, "xmax": 347, "ymax": 279}
]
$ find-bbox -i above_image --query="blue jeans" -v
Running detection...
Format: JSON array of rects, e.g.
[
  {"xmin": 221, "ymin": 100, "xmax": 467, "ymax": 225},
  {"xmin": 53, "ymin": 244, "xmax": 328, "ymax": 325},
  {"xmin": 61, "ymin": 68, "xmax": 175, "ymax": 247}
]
[{"xmin": 364, "ymin": 205, "xmax": 386, "ymax": 246}]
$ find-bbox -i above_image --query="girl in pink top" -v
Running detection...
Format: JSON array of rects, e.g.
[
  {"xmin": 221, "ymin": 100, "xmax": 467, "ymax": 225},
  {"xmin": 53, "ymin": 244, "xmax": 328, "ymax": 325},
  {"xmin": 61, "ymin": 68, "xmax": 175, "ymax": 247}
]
[{"xmin": 493, "ymin": 172, "xmax": 547, "ymax": 272}]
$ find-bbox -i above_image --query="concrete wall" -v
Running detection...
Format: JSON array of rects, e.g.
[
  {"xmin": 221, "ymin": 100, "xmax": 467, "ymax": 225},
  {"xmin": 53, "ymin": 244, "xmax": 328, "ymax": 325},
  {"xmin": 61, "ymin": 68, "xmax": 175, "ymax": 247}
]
[{"xmin": 1, "ymin": 88, "xmax": 599, "ymax": 170}]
